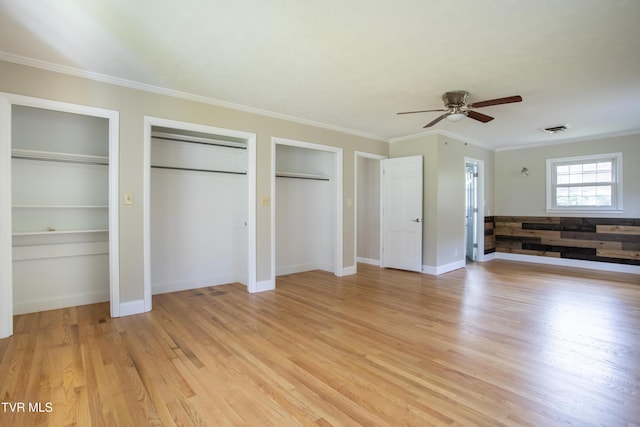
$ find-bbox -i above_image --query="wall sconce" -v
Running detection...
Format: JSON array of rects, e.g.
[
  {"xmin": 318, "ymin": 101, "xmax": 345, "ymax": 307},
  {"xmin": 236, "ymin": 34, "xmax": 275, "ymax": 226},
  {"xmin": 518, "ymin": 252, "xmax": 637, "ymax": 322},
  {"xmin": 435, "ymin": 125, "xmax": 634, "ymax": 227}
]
[{"xmin": 521, "ymin": 167, "xmax": 529, "ymax": 177}]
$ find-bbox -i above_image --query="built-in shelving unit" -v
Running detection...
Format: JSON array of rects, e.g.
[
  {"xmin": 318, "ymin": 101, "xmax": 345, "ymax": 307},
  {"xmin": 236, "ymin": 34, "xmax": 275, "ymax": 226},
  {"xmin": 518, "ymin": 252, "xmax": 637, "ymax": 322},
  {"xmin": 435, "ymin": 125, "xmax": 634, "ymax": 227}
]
[{"xmin": 9, "ymin": 104, "xmax": 112, "ymax": 315}]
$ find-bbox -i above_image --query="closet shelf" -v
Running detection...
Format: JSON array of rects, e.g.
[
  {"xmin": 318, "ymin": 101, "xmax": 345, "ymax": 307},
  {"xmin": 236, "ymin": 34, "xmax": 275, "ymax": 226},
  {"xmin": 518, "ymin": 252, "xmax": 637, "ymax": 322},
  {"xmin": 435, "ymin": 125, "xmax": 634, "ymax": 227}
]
[
  {"xmin": 275, "ymin": 171, "xmax": 330, "ymax": 181},
  {"xmin": 13, "ymin": 229, "xmax": 109, "ymax": 237},
  {"xmin": 12, "ymin": 148, "xmax": 109, "ymax": 165}
]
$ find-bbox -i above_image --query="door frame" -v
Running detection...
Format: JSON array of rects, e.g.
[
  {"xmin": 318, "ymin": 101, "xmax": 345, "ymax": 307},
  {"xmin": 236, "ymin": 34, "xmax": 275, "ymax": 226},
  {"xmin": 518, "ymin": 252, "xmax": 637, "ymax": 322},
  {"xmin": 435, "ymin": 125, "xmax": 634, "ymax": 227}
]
[
  {"xmin": 463, "ymin": 157, "xmax": 485, "ymax": 263},
  {"xmin": 143, "ymin": 116, "xmax": 257, "ymax": 311},
  {"xmin": 0, "ymin": 93, "xmax": 120, "ymax": 338},
  {"xmin": 271, "ymin": 137, "xmax": 343, "ymax": 284},
  {"xmin": 354, "ymin": 151, "xmax": 386, "ymax": 271}
]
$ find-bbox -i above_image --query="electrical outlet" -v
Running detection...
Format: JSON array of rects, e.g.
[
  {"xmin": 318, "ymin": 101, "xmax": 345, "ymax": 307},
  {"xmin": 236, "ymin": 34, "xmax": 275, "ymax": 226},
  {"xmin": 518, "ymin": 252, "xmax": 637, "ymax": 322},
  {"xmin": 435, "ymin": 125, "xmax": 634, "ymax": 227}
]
[{"xmin": 261, "ymin": 196, "xmax": 270, "ymax": 207}]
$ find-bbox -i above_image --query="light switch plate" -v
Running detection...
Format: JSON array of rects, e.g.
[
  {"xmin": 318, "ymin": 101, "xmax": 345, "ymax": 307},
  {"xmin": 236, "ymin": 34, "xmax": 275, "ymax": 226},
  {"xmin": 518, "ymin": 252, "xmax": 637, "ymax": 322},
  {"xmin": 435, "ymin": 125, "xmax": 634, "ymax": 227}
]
[{"xmin": 124, "ymin": 192, "xmax": 133, "ymax": 205}]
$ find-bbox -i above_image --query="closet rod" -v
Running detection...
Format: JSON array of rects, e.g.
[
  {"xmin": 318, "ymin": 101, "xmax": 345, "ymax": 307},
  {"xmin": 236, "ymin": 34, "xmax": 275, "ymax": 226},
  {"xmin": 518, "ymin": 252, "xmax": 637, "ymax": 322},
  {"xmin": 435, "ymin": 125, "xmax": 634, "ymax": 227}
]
[
  {"xmin": 152, "ymin": 135, "xmax": 246, "ymax": 150},
  {"xmin": 276, "ymin": 174, "xmax": 330, "ymax": 181},
  {"xmin": 151, "ymin": 165, "xmax": 246, "ymax": 175},
  {"xmin": 11, "ymin": 155, "xmax": 108, "ymax": 166}
]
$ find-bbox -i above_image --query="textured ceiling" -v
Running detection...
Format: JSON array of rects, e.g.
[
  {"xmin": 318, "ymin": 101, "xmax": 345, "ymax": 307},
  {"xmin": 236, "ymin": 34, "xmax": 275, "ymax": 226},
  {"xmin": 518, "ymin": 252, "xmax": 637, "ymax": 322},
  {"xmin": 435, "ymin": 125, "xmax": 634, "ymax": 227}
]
[{"xmin": 1, "ymin": 0, "xmax": 639, "ymax": 149}]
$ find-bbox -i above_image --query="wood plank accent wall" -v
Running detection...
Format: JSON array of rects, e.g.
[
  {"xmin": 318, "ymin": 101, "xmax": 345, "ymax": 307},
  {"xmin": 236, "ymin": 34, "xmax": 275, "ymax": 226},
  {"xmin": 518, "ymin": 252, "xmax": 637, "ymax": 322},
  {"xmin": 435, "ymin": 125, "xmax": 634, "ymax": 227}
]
[
  {"xmin": 484, "ymin": 216, "xmax": 496, "ymax": 254},
  {"xmin": 495, "ymin": 216, "xmax": 640, "ymax": 265}
]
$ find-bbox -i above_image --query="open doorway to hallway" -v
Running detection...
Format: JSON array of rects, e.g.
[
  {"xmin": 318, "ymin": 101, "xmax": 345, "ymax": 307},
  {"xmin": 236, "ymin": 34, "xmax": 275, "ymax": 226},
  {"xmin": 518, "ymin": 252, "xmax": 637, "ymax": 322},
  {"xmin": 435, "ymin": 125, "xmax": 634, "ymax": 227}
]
[{"xmin": 465, "ymin": 160, "xmax": 479, "ymax": 264}]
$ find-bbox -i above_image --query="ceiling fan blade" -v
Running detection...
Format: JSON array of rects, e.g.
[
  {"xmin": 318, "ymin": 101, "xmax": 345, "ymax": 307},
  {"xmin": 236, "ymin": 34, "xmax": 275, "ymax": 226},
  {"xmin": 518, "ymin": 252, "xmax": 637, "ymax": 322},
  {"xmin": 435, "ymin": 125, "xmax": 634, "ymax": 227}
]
[
  {"xmin": 423, "ymin": 113, "xmax": 449, "ymax": 128},
  {"xmin": 397, "ymin": 109, "xmax": 447, "ymax": 115},
  {"xmin": 467, "ymin": 95, "xmax": 522, "ymax": 109},
  {"xmin": 467, "ymin": 110, "xmax": 494, "ymax": 123}
]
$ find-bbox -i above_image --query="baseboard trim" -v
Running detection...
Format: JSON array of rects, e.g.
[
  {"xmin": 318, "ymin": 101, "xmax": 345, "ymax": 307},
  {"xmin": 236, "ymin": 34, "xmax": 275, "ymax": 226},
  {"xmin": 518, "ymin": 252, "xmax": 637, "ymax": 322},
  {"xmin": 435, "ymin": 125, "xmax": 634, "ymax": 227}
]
[
  {"xmin": 13, "ymin": 291, "xmax": 110, "ymax": 316},
  {"xmin": 276, "ymin": 264, "xmax": 333, "ymax": 276},
  {"xmin": 356, "ymin": 257, "xmax": 381, "ymax": 266},
  {"xmin": 480, "ymin": 252, "xmax": 496, "ymax": 262},
  {"xmin": 254, "ymin": 279, "xmax": 275, "ymax": 293},
  {"xmin": 340, "ymin": 265, "xmax": 357, "ymax": 276},
  {"xmin": 422, "ymin": 259, "xmax": 466, "ymax": 276},
  {"xmin": 119, "ymin": 299, "xmax": 146, "ymax": 317},
  {"xmin": 152, "ymin": 276, "xmax": 237, "ymax": 295},
  {"xmin": 495, "ymin": 253, "xmax": 640, "ymax": 275}
]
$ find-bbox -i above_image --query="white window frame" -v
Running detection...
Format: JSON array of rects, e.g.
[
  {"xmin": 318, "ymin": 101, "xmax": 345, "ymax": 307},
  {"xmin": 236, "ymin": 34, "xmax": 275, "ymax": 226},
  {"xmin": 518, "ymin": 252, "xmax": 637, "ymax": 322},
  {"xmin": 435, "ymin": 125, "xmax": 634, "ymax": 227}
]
[{"xmin": 546, "ymin": 152, "xmax": 623, "ymax": 213}]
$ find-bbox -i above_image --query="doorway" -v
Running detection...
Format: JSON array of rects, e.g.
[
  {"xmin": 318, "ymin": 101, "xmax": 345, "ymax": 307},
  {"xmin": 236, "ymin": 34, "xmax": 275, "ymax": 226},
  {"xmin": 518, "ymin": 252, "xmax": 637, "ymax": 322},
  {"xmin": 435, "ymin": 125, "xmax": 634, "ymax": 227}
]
[
  {"xmin": 465, "ymin": 161, "xmax": 478, "ymax": 263},
  {"xmin": 0, "ymin": 93, "xmax": 119, "ymax": 338},
  {"xmin": 464, "ymin": 158, "xmax": 484, "ymax": 264},
  {"xmin": 271, "ymin": 137, "xmax": 343, "ymax": 283},
  {"xmin": 143, "ymin": 117, "xmax": 257, "ymax": 315},
  {"xmin": 354, "ymin": 152, "xmax": 385, "ymax": 269}
]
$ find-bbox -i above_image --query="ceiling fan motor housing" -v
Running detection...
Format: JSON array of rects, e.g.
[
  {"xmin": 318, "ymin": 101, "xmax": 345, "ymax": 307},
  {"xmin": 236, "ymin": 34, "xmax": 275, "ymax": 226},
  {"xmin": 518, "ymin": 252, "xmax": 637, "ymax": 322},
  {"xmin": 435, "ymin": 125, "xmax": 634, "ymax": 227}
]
[{"xmin": 443, "ymin": 90, "xmax": 469, "ymax": 107}]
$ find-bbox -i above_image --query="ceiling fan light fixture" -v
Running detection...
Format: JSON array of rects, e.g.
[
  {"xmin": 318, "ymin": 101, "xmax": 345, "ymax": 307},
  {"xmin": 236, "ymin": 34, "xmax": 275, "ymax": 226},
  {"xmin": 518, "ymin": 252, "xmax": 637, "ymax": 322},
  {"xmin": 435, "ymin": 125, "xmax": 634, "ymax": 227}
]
[{"xmin": 447, "ymin": 112, "xmax": 467, "ymax": 122}]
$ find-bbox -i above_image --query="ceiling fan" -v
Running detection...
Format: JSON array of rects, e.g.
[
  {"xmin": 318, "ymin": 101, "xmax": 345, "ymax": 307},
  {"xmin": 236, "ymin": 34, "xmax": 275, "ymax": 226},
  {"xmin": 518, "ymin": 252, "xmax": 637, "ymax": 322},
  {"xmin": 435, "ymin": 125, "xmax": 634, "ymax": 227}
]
[{"xmin": 397, "ymin": 90, "xmax": 522, "ymax": 128}]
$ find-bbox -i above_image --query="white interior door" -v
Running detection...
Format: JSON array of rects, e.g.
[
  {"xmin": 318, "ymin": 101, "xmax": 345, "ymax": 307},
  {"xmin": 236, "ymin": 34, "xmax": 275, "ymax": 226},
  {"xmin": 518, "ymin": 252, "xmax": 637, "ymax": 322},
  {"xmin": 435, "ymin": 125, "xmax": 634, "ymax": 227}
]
[{"xmin": 381, "ymin": 155, "xmax": 423, "ymax": 272}]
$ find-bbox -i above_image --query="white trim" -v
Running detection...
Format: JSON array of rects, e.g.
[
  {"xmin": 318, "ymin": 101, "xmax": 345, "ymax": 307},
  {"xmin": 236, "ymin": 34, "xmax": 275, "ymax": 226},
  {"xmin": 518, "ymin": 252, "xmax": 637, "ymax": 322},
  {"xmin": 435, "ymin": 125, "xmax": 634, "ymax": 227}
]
[
  {"xmin": 271, "ymin": 137, "xmax": 344, "ymax": 285},
  {"xmin": 119, "ymin": 299, "xmax": 146, "ymax": 317},
  {"xmin": 481, "ymin": 251, "xmax": 497, "ymax": 262},
  {"xmin": 422, "ymin": 259, "xmax": 466, "ymax": 276},
  {"xmin": 354, "ymin": 151, "xmax": 386, "ymax": 276},
  {"xmin": 13, "ymin": 291, "xmax": 110, "ymax": 316},
  {"xmin": 495, "ymin": 252, "xmax": 640, "ymax": 275},
  {"xmin": 0, "ymin": 93, "xmax": 119, "ymax": 337},
  {"xmin": 276, "ymin": 264, "xmax": 335, "ymax": 276},
  {"xmin": 143, "ymin": 116, "xmax": 257, "ymax": 306},
  {"xmin": 0, "ymin": 96, "xmax": 12, "ymax": 338},
  {"xmin": 356, "ymin": 257, "xmax": 381, "ymax": 266},
  {"xmin": 0, "ymin": 52, "xmax": 385, "ymax": 143},
  {"xmin": 151, "ymin": 277, "xmax": 237, "ymax": 295},
  {"xmin": 255, "ymin": 279, "xmax": 275, "ymax": 293},
  {"xmin": 341, "ymin": 265, "xmax": 357, "ymax": 276}
]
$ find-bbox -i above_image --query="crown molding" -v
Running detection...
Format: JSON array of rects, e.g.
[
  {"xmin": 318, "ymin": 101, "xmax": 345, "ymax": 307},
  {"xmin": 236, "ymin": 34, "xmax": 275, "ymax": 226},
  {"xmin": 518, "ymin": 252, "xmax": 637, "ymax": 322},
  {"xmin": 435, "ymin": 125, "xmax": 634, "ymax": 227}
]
[
  {"xmin": 0, "ymin": 53, "xmax": 387, "ymax": 143},
  {"xmin": 495, "ymin": 129, "xmax": 640, "ymax": 152}
]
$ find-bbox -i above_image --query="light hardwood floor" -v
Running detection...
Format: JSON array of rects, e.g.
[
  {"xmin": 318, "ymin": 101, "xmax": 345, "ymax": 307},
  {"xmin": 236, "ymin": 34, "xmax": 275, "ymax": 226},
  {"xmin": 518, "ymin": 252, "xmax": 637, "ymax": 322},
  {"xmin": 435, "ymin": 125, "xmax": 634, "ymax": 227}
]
[{"xmin": 1, "ymin": 261, "xmax": 639, "ymax": 426}]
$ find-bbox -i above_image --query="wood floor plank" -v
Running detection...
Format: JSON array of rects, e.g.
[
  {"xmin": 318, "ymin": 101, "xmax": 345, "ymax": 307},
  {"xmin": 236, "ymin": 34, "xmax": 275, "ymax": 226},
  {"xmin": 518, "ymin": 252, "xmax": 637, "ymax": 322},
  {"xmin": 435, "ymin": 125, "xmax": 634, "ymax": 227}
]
[{"xmin": 1, "ymin": 260, "xmax": 639, "ymax": 426}]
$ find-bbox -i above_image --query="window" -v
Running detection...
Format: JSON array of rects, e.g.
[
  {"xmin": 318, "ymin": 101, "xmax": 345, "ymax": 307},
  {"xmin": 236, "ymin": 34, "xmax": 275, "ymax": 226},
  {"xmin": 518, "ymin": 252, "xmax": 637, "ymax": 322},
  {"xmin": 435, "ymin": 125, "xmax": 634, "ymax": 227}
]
[{"xmin": 546, "ymin": 152, "xmax": 622, "ymax": 212}]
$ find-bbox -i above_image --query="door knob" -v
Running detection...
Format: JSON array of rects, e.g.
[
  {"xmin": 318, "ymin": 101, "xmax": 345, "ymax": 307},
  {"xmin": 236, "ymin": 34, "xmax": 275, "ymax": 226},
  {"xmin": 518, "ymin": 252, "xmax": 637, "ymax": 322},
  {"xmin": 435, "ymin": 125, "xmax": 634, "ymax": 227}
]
[{"xmin": 411, "ymin": 218, "xmax": 422, "ymax": 223}]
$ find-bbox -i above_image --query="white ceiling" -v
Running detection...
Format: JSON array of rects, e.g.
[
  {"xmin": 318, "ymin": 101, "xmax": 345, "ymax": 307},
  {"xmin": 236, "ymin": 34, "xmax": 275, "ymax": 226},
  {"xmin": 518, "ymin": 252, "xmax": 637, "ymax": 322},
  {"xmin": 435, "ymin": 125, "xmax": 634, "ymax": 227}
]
[{"xmin": 1, "ymin": 0, "xmax": 639, "ymax": 149}]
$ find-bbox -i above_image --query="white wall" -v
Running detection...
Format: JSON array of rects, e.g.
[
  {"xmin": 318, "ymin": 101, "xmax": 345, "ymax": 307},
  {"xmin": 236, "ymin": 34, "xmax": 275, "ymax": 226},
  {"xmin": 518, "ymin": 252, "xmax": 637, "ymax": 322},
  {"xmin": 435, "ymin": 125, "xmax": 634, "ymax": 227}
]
[{"xmin": 495, "ymin": 134, "xmax": 640, "ymax": 217}]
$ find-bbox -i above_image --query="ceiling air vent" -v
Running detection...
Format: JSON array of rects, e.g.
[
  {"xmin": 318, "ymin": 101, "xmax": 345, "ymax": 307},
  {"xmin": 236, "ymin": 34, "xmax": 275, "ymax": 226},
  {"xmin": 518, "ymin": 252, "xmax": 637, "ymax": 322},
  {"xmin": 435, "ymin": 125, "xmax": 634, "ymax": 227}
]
[{"xmin": 541, "ymin": 124, "xmax": 572, "ymax": 134}]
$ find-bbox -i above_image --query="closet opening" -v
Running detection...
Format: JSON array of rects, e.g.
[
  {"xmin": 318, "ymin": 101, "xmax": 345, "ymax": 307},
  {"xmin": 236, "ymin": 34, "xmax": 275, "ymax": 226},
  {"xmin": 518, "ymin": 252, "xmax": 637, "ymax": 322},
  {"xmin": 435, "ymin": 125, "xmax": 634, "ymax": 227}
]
[
  {"xmin": 143, "ymin": 118, "xmax": 257, "ymax": 313},
  {"xmin": 0, "ymin": 94, "xmax": 119, "ymax": 338},
  {"xmin": 272, "ymin": 138, "xmax": 343, "ymax": 282}
]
